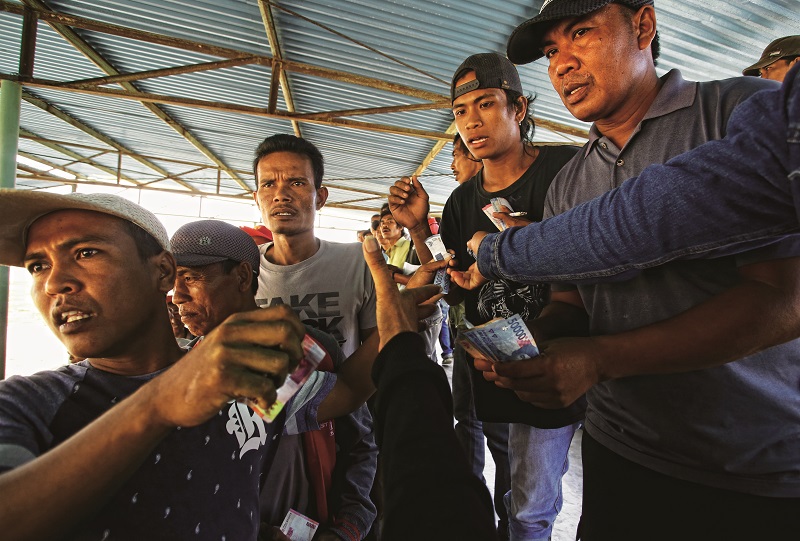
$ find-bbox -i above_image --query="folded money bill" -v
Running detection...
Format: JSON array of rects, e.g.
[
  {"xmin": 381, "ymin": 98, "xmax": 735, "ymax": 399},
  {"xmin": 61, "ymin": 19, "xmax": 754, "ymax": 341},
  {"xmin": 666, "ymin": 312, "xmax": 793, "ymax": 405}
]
[
  {"xmin": 424, "ymin": 233, "xmax": 450, "ymax": 293},
  {"xmin": 482, "ymin": 197, "xmax": 514, "ymax": 231},
  {"xmin": 459, "ymin": 314, "xmax": 539, "ymax": 362}
]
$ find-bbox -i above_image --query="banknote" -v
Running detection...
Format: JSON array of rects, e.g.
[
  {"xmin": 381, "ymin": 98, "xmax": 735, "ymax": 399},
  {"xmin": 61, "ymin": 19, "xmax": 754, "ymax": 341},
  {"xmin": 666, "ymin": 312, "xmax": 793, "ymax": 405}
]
[
  {"xmin": 459, "ymin": 314, "xmax": 539, "ymax": 362},
  {"xmin": 280, "ymin": 509, "xmax": 319, "ymax": 541},
  {"xmin": 424, "ymin": 233, "xmax": 450, "ymax": 293},
  {"xmin": 247, "ymin": 333, "xmax": 327, "ymax": 422},
  {"xmin": 482, "ymin": 197, "xmax": 514, "ymax": 231}
]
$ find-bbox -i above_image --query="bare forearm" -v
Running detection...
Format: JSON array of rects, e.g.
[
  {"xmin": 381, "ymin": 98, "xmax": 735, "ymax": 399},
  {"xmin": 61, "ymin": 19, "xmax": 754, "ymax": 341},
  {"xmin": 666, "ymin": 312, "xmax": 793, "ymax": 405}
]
[
  {"xmin": 595, "ymin": 259, "xmax": 800, "ymax": 381},
  {"xmin": 0, "ymin": 388, "xmax": 172, "ymax": 540},
  {"xmin": 319, "ymin": 332, "xmax": 380, "ymax": 421},
  {"xmin": 408, "ymin": 223, "xmax": 433, "ymax": 264}
]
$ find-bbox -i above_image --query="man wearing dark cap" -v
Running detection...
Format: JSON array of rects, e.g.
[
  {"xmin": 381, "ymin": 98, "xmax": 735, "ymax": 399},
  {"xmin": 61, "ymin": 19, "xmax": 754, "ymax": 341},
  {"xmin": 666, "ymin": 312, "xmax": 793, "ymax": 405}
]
[
  {"xmin": 743, "ymin": 35, "xmax": 800, "ymax": 82},
  {"xmin": 389, "ymin": 52, "xmax": 580, "ymax": 541},
  {"xmin": 170, "ymin": 219, "xmax": 378, "ymax": 541},
  {"xmin": 0, "ymin": 191, "xmax": 314, "ymax": 540},
  {"xmin": 473, "ymin": 1, "xmax": 800, "ymax": 538}
]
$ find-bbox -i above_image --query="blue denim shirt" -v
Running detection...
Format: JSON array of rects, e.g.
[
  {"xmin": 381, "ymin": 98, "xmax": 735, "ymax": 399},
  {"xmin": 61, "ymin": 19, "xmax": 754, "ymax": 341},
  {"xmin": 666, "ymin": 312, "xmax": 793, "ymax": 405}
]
[{"xmin": 478, "ymin": 64, "xmax": 800, "ymax": 283}]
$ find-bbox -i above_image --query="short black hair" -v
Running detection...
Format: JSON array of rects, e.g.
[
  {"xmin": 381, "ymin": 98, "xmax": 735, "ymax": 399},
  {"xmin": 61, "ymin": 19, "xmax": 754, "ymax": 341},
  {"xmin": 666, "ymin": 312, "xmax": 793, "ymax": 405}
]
[
  {"xmin": 503, "ymin": 90, "xmax": 537, "ymax": 144},
  {"xmin": 253, "ymin": 134, "xmax": 325, "ymax": 188},
  {"xmin": 122, "ymin": 220, "xmax": 164, "ymax": 261}
]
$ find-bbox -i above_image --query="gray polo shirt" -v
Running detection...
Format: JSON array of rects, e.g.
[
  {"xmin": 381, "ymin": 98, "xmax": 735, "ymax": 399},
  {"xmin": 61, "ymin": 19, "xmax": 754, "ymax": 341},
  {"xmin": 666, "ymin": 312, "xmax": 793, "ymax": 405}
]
[{"xmin": 545, "ymin": 70, "xmax": 800, "ymax": 497}]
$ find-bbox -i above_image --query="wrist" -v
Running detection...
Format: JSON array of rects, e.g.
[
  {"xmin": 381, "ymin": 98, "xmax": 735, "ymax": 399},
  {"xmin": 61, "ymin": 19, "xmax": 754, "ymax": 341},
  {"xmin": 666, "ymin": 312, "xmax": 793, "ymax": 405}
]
[{"xmin": 410, "ymin": 222, "xmax": 432, "ymax": 238}]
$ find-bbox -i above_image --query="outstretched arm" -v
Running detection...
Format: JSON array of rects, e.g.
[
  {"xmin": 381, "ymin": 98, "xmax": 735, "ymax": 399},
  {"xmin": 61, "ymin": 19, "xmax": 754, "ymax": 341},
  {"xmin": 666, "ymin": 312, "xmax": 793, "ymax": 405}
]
[
  {"xmin": 476, "ymin": 76, "xmax": 799, "ymax": 284},
  {"xmin": 0, "ymin": 305, "xmax": 305, "ymax": 541}
]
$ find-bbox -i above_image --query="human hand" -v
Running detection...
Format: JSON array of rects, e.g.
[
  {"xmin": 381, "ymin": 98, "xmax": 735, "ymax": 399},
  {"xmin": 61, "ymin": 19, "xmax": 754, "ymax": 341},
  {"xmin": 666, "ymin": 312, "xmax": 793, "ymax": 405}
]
[
  {"xmin": 388, "ymin": 176, "xmax": 430, "ymax": 232},
  {"xmin": 363, "ymin": 236, "xmax": 443, "ymax": 350},
  {"xmin": 406, "ymin": 254, "xmax": 453, "ymax": 289},
  {"xmin": 146, "ymin": 304, "xmax": 305, "ymax": 427},
  {"xmin": 258, "ymin": 524, "xmax": 291, "ymax": 541},
  {"xmin": 449, "ymin": 262, "xmax": 488, "ymax": 291},
  {"xmin": 481, "ymin": 336, "xmax": 603, "ymax": 408},
  {"xmin": 466, "ymin": 231, "xmax": 489, "ymax": 261},
  {"xmin": 492, "ymin": 204, "xmax": 532, "ymax": 229}
]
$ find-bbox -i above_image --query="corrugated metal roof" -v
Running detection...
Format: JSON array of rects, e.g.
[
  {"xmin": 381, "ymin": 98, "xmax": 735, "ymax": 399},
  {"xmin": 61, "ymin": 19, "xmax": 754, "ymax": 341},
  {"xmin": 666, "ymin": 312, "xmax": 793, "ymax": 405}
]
[{"xmin": 2, "ymin": 0, "xmax": 798, "ymax": 217}]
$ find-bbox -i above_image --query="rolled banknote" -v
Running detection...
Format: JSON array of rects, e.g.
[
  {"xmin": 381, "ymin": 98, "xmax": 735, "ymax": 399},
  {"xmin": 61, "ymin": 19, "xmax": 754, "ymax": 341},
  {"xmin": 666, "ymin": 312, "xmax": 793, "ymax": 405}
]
[{"xmin": 247, "ymin": 333, "xmax": 327, "ymax": 422}]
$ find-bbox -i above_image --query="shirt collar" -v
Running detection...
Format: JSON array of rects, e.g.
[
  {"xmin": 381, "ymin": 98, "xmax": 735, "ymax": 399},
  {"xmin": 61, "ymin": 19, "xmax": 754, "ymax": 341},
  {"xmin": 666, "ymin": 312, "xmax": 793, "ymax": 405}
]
[{"xmin": 583, "ymin": 69, "xmax": 696, "ymax": 157}]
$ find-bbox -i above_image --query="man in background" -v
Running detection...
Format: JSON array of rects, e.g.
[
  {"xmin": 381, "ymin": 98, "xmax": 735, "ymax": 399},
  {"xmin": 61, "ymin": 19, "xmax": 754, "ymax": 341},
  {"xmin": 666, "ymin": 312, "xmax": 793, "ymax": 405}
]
[{"xmin": 743, "ymin": 35, "xmax": 800, "ymax": 82}]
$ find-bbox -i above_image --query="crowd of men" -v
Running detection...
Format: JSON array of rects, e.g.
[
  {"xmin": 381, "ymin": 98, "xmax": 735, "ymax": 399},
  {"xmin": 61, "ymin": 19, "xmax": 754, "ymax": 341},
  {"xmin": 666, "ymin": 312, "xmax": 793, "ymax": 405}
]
[{"xmin": 0, "ymin": 1, "xmax": 798, "ymax": 540}]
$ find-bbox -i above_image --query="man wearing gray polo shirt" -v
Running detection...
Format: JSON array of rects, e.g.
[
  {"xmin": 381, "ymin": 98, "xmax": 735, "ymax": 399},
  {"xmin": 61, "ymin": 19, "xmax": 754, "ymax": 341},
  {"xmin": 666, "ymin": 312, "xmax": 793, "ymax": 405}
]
[{"xmin": 481, "ymin": 0, "xmax": 800, "ymax": 538}]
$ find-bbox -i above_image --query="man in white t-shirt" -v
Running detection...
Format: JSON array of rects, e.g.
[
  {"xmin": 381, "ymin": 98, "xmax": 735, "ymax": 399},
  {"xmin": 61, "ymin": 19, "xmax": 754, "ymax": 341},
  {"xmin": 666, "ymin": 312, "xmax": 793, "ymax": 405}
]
[{"xmin": 252, "ymin": 134, "xmax": 377, "ymax": 356}]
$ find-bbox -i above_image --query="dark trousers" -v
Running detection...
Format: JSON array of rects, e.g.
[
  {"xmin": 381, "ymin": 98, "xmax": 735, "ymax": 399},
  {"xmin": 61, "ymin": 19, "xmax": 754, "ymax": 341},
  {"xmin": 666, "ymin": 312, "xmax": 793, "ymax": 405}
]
[{"xmin": 579, "ymin": 431, "xmax": 799, "ymax": 541}]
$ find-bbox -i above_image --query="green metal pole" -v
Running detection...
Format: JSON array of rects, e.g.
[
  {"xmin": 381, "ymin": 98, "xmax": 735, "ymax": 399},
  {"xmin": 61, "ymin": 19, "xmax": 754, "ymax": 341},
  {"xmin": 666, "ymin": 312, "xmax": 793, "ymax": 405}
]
[{"xmin": 0, "ymin": 80, "xmax": 22, "ymax": 379}]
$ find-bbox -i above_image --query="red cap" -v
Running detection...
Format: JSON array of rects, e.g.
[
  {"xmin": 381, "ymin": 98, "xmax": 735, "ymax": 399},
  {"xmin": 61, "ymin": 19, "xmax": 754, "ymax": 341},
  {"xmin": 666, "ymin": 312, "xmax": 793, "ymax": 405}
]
[{"xmin": 239, "ymin": 224, "xmax": 273, "ymax": 243}]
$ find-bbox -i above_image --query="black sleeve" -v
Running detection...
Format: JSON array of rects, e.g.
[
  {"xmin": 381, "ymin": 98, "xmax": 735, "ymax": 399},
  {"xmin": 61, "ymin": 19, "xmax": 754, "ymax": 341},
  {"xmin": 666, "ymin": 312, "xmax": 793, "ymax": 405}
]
[{"xmin": 371, "ymin": 332, "xmax": 497, "ymax": 541}]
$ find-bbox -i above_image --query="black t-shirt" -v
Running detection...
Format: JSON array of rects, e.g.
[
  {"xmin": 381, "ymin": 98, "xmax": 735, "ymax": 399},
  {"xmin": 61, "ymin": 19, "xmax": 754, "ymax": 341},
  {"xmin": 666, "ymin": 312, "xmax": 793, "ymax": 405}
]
[{"xmin": 441, "ymin": 145, "xmax": 586, "ymax": 427}]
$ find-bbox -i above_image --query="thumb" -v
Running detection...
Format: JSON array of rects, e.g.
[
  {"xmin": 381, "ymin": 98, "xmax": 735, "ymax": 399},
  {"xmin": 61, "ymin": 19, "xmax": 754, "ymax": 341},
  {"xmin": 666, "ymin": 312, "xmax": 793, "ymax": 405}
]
[
  {"xmin": 363, "ymin": 235, "xmax": 398, "ymax": 301},
  {"xmin": 411, "ymin": 175, "xmax": 429, "ymax": 200}
]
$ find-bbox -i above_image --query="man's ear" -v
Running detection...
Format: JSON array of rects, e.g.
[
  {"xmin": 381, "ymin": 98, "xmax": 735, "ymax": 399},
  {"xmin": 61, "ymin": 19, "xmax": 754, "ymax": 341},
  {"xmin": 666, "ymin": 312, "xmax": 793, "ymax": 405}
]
[
  {"xmin": 316, "ymin": 186, "xmax": 329, "ymax": 210},
  {"xmin": 236, "ymin": 261, "xmax": 253, "ymax": 293},
  {"xmin": 515, "ymin": 95, "xmax": 528, "ymax": 122},
  {"xmin": 252, "ymin": 190, "xmax": 260, "ymax": 210},
  {"xmin": 635, "ymin": 5, "xmax": 657, "ymax": 52},
  {"xmin": 155, "ymin": 251, "xmax": 177, "ymax": 294}
]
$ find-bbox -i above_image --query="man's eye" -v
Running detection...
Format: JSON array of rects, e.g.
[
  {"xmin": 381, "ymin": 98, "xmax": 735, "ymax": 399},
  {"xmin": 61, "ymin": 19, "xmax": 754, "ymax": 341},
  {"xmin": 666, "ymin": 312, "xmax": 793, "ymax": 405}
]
[
  {"xmin": 573, "ymin": 28, "xmax": 588, "ymax": 39},
  {"xmin": 453, "ymin": 109, "xmax": 464, "ymax": 117},
  {"xmin": 260, "ymin": 181, "xmax": 274, "ymax": 188},
  {"xmin": 544, "ymin": 48, "xmax": 557, "ymax": 59},
  {"xmin": 77, "ymin": 248, "xmax": 98, "ymax": 259},
  {"xmin": 26, "ymin": 262, "xmax": 47, "ymax": 274}
]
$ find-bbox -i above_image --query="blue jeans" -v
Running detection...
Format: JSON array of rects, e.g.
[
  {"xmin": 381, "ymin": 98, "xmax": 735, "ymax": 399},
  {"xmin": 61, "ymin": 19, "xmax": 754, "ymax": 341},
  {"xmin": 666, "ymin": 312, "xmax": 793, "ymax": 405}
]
[
  {"xmin": 478, "ymin": 65, "xmax": 800, "ymax": 284},
  {"xmin": 438, "ymin": 301, "xmax": 453, "ymax": 358},
  {"xmin": 505, "ymin": 422, "xmax": 581, "ymax": 541},
  {"xmin": 452, "ymin": 339, "xmax": 511, "ymax": 536}
]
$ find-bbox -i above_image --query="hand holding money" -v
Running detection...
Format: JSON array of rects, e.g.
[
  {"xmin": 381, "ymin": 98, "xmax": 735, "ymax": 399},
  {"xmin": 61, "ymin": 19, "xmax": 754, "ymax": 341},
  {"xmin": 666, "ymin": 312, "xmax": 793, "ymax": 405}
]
[
  {"xmin": 458, "ymin": 314, "xmax": 539, "ymax": 363},
  {"xmin": 363, "ymin": 235, "xmax": 443, "ymax": 350}
]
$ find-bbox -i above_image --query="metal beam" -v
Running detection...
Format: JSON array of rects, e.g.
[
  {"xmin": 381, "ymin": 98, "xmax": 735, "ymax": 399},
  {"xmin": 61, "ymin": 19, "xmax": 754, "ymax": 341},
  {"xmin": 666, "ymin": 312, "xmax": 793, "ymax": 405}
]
[
  {"xmin": 413, "ymin": 121, "xmax": 458, "ymax": 177},
  {"xmin": 10, "ymin": 78, "xmax": 452, "ymax": 141},
  {"xmin": 21, "ymin": 91, "xmax": 199, "ymax": 192},
  {"xmin": 258, "ymin": 0, "xmax": 301, "ymax": 137},
  {"xmin": 0, "ymin": 1, "xmax": 448, "ymax": 103},
  {"xmin": 19, "ymin": 0, "xmax": 252, "ymax": 193},
  {"xmin": 58, "ymin": 56, "xmax": 260, "ymax": 87},
  {"xmin": 18, "ymin": 150, "xmax": 92, "ymax": 181},
  {"xmin": 292, "ymin": 101, "xmax": 450, "ymax": 120}
]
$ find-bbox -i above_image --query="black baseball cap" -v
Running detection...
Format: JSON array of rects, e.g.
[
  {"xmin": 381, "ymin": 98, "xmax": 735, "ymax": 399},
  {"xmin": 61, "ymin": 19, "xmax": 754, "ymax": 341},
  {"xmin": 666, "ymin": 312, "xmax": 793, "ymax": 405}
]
[
  {"xmin": 451, "ymin": 52, "xmax": 523, "ymax": 103},
  {"xmin": 742, "ymin": 35, "xmax": 800, "ymax": 76},
  {"xmin": 507, "ymin": 0, "xmax": 654, "ymax": 64}
]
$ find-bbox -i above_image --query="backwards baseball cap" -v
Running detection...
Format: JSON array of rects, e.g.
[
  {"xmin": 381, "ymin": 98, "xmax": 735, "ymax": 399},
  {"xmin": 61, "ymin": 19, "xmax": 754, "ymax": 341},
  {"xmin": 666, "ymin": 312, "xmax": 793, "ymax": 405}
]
[
  {"xmin": 451, "ymin": 52, "xmax": 523, "ymax": 103},
  {"xmin": 171, "ymin": 219, "xmax": 260, "ymax": 274},
  {"xmin": 742, "ymin": 35, "xmax": 800, "ymax": 76},
  {"xmin": 507, "ymin": 0, "xmax": 654, "ymax": 64},
  {"xmin": 0, "ymin": 189, "xmax": 169, "ymax": 268}
]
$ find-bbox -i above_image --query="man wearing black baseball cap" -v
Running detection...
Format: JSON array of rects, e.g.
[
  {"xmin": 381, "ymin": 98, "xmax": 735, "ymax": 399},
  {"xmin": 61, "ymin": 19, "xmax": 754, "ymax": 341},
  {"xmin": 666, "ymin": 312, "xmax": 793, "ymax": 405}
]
[
  {"xmin": 389, "ymin": 51, "xmax": 581, "ymax": 541},
  {"xmin": 742, "ymin": 35, "xmax": 800, "ymax": 82},
  {"xmin": 463, "ymin": 1, "xmax": 800, "ymax": 538}
]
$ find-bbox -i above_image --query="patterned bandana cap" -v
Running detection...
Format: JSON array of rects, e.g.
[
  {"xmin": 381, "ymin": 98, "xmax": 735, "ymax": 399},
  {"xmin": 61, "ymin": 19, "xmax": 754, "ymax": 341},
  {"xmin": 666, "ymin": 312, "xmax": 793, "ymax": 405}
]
[
  {"xmin": 451, "ymin": 52, "xmax": 523, "ymax": 103},
  {"xmin": 506, "ymin": 0, "xmax": 655, "ymax": 64},
  {"xmin": 0, "ymin": 189, "xmax": 170, "ymax": 267},
  {"xmin": 742, "ymin": 35, "xmax": 800, "ymax": 76},
  {"xmin": 171, "ymin": 219, "xmax": 260, "ymax": 274}
]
